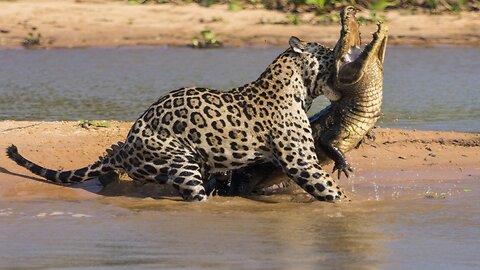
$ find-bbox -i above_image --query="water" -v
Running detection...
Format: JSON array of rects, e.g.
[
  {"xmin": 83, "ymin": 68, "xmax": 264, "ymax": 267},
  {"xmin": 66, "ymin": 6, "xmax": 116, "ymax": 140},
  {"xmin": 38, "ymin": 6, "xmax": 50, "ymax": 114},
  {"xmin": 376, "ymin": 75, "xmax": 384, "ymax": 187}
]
[
  {"xmin": 380, "ymin": 47, "xmax": 480, "ymax": 132},
  {"xmin": 0, "ymin": 47, "xmax": 479, "ymax": 132},
  {"xmin": 0, "ymin": 47, "xmax": 479, "ymax": 269},
  {"xmin": 1, "ymin": 171, "xmax": 479, "ymax": 270}
]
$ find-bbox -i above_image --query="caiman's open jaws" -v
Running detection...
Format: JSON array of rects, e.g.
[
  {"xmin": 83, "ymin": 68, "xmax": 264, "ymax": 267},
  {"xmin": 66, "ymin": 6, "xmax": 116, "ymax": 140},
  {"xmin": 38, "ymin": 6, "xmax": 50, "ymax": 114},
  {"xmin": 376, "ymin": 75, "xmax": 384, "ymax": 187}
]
[{"xmin": 332, "ymin": 6, "xmax": 388, "ymax": 87}]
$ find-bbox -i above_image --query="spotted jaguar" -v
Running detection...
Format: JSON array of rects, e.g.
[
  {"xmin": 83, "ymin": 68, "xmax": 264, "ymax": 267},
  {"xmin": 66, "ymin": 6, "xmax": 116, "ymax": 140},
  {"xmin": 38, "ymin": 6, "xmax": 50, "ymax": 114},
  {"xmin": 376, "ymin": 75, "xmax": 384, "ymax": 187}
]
[{"xmin": 7, "ymin": 37, "xmax": 347, "ymax": 202}]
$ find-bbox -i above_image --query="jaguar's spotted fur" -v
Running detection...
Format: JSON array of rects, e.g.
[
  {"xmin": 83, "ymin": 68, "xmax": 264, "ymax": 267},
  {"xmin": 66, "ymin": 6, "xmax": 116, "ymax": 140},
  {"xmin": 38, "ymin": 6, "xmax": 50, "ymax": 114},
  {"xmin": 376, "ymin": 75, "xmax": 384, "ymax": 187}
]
[{"xmin": 6, "ymin": 37, "xmax": 347, "ymax": 202}]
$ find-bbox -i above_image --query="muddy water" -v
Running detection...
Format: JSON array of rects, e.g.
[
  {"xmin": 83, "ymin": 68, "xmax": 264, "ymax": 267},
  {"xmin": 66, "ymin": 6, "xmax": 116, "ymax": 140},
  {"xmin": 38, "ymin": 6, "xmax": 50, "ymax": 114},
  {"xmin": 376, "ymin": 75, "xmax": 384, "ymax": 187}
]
[
  {"xmin": 1, "ymin": 169, "xmax": 479, "ymax": 269},
  {"xmin": 1, "ymin": 47, "xmax": 479, "ymax": 268},
  {"xmin": 0, "ymin": 47, "xmax": 479, "ymax": 132}
]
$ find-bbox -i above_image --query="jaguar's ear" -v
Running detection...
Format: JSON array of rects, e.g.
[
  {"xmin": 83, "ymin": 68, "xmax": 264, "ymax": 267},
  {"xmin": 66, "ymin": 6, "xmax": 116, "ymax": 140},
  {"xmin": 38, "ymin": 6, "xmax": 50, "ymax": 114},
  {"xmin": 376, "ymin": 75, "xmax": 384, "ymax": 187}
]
[{"xmin": 289, "ymin": 36, "xmax": 307, "ymax": 54}]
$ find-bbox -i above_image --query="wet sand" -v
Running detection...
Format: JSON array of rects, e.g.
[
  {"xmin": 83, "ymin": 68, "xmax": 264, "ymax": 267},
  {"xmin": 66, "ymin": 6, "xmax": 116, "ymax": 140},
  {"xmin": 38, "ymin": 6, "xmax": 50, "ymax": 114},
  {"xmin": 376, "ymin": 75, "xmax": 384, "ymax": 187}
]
[
  {"xmin": 0, "ymin": 121, "xmax": 479, "ymax": 269},
  {"xmin": 0, "ymin": 120, "xmax": 478, "ymax": 201},
  {"xmin": 1, "ymin": 3, "xmax": 479, "ymax": 267},
  {"xmin": 0, "ymin": 0, "xmax": 479, "ymax": 49}
]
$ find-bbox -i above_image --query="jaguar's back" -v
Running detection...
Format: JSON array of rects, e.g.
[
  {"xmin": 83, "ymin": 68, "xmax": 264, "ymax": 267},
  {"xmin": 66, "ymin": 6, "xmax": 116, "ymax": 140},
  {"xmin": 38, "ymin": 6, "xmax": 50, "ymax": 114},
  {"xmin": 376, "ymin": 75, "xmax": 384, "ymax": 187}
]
[{"xmin": 7, "ymin": 37, "xmax": 347, "ymax": 202}]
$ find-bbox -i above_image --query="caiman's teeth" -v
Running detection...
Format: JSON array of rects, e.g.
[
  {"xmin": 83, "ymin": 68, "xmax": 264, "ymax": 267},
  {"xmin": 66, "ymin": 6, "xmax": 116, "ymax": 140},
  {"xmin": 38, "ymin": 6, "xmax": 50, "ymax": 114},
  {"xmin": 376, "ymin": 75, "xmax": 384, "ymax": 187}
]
[
  {"xmin": 342, "ymin": 54, "xmax": 352, "ymax": 63},
  {"xmin": 343, "ymin": 46, "xmax": 362, "ymax": 63}
]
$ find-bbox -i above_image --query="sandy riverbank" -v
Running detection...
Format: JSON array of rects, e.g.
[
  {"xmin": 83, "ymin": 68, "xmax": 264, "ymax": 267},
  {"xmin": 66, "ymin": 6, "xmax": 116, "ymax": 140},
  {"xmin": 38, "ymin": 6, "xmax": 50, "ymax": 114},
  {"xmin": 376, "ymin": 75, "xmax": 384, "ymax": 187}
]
[
  {"xmin": 0, "ymin": 121, "xmax": 478, "ymax": 201},
  {"xmin": 0, "ymin": 0, "xmax": 479, "ymax": 49}
]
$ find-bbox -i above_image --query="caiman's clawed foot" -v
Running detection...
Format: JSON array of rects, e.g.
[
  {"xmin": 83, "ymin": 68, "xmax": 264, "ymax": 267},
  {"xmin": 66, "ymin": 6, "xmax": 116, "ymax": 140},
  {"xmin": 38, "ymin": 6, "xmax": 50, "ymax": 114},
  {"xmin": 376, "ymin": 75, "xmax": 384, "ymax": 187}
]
[
  {"xmin": 333, "ymin": 160, "xmax": 354, "ymax": 179},
  {"xmin": 365, "ymin": 129, "xmax": 377, "ymax": 142}
]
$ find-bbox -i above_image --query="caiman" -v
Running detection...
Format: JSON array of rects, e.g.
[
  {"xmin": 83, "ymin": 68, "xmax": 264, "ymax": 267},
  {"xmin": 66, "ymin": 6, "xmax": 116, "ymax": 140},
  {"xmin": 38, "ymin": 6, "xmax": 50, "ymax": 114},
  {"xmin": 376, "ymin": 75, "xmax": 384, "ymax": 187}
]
[{"xmin": 210, "ymin": 7, "xmax": 388, "ymax": 195}]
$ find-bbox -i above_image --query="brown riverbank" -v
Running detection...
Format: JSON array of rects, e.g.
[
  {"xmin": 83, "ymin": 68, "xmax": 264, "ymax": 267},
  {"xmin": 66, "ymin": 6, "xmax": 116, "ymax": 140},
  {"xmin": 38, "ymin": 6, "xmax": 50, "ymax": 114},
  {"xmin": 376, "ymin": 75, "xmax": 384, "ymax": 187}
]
[
  {"xmin": 0, "ymin": 121, "xmax": 478, "ymax": 201},
  {"xmin": 0, "ymin": 0, "xmax": 479, "ymax": 49}
]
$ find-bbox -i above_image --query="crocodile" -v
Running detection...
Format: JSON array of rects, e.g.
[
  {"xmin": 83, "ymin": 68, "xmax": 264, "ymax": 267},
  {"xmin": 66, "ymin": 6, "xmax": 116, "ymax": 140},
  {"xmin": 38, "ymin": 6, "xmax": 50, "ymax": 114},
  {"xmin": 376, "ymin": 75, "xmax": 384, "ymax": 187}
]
[{"xmin": 210, "ymin": 7, "xmax": 388, "ymax": 195}]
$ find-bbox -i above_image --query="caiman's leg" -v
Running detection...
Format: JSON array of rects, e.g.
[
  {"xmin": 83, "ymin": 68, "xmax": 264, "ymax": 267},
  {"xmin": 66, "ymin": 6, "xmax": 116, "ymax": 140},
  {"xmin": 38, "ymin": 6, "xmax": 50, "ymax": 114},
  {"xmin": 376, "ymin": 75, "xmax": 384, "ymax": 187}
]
[
  {"xmin": 98, "ymin": 170, "xmax": 121, "ymax": 186},
  {"xmin": 355, "ymin": 128, "xmax": 376, "ymax": 149},
  {"xmin": 205, "ymin": 167, "xmax": 264, "ymax": 196},
  {"xmin": 318, "ymin": 129, "xmax": 354, "ymax": 179},
  {"xmin": 204, "ymin": 171, "xmax": 232, "ymax": 196},
  {"xmin": 206, "ymin": 163, "xmax": 281, "ymax": 196}
]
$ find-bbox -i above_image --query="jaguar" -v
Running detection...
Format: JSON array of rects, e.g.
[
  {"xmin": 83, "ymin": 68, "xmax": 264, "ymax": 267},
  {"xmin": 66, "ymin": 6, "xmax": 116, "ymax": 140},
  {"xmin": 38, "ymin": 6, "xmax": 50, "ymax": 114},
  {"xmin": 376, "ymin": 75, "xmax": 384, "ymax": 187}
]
[{"xmin": 7, "ymin": 36, "xmax": 347, "ymax": 202}]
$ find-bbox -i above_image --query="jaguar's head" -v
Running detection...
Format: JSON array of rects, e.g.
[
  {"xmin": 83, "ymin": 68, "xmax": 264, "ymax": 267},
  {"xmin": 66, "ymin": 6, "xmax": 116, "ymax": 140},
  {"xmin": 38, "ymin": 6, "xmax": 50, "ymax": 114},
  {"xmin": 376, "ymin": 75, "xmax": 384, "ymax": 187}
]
[
  {"xmin": 283, "ymin": 6, "xmax": 388, "ymax": 105},
  {"xmin": 287, "ymin": 37, "xmax": 335, "ymax": 105}
]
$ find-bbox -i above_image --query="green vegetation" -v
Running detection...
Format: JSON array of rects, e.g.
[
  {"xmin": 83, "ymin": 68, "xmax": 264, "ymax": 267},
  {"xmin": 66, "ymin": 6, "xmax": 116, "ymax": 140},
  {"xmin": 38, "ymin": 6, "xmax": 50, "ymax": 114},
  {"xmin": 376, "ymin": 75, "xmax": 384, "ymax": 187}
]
[
  {"xmin": 425, "ymin": 192, "xmax": 448, "ymax": 199},
  {"xmin": 79, "ymin": 120, "xmax": 111, "ymax": 129},
  {"xmin": 22, "ymin": 30, "xmax": 41, "ymax": 48},
  {"xmin": 368, "ymin": 0, "xmax": 397, "ymax": 11},
  {"xmin": 19, "ymin": 21, "xmax": 42, "ymax": 49},
  {"xmin": 357, "ymin": 11, "xmax": 387, "ymax": 24},
  {"xmin": 125, "ymin": 0, "xmax": 478, "ymax": 13},
  {"xmin": 190, "ymin": 30, "xmax": 223, "ymax": 48},
  {"xmin": 287, "ymin": 13, "xmax": 302, "ymax": 25},
  {"xmin": 228, "ymin": 1, "xmax": 243, "ymax": 10},
  {"xmin": 126, "ymin": 0, "xmax": 477, "ymax": 26}
]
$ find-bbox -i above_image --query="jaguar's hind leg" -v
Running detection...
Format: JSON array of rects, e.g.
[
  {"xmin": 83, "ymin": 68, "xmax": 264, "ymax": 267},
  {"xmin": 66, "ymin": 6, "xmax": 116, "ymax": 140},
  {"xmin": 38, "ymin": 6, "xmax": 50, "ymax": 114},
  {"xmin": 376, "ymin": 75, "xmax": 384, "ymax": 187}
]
[
  {"xmin": 122, "ymin": 136, "xmax": 208, "ymax": 201},
  {"xmin": 204, "ymin": 171, "xmax": 233, "ymax": 196},
  {"xmin": 122, "ymin": 157, "xmax": 207, "ymax": 201},
  {"xmin": 167, "ymin": 161, "xmax": 207, "ymax": 201}
]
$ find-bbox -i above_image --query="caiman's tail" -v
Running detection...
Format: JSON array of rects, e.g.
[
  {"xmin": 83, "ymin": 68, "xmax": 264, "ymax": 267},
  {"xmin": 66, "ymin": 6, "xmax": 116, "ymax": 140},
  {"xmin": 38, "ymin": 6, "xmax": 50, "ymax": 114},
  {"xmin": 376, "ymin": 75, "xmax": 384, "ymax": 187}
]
[{"xmin": 6, "ymin": 142, "xmax": 124, "ymax": 184}]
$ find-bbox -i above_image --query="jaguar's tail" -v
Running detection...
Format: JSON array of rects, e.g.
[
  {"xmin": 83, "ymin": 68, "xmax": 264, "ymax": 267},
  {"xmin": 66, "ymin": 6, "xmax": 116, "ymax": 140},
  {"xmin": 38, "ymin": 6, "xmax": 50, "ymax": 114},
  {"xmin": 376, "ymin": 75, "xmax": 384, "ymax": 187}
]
[{"xmin": 5, "ymin": 142, "xmax": 124, "ymax": 184}]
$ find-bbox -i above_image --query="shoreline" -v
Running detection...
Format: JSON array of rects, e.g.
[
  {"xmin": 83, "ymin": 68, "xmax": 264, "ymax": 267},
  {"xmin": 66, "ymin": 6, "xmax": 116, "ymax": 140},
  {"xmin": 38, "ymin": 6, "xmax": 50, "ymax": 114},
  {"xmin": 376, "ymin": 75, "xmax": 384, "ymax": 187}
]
[
  {"xmin": 1, "ymin": 121, "xmax": 478, "ymax": 201},
  {"xmin": 0, "ymin": 1, "xmax": 479, "ymax": 50}
]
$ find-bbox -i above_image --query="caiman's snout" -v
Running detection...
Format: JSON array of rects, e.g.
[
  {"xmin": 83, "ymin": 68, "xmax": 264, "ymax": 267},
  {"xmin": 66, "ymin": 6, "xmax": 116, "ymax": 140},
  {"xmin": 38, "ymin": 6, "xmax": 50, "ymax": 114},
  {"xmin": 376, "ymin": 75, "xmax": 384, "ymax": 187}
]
[{"xmin": 332, "ymin": 6, "xmax": 388, "ymax": 86}]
